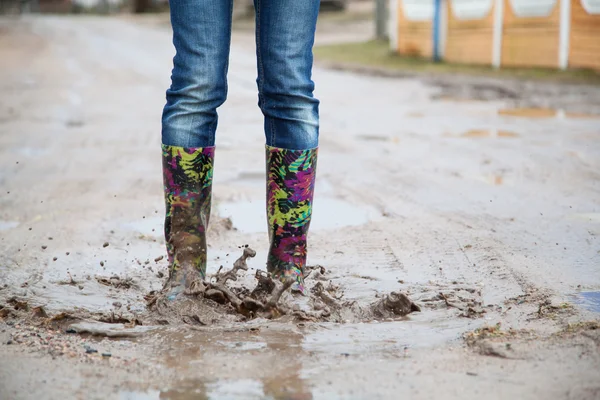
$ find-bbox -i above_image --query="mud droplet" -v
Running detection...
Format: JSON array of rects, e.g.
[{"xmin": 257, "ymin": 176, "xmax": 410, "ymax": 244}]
[
  {"xmin": 41, "ymin": 245, "xmax": 47, "ymax": 250},
  {"xmin": 53, "ymin": 257, "xmax": 57, "ymax": 261},
  {"xmin": 48, "ymin": 237, "xmax": 53, "ymax": 240},
  {"xmin": 154, "ymin": 256, "xmax": 164, "ymax": 263},
  {"xmin": 103, "ymin": 242, "xmax": 109, "ymax": 248},
  {"xmin": 66, "ymin": 252, "xmax": 70, "ymax": 255},
  {"xmin": 100, "ymin": 261, "xmax": 104, "ymax": 267}
]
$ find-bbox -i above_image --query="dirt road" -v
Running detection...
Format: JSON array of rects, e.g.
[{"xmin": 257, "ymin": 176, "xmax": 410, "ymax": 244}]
[{"xmin": 1, "ymin": 13, "xmax": 599, "ymax": 400}]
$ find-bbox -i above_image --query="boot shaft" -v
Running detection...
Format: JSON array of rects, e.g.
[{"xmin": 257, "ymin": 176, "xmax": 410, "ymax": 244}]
[{"xmin": 265, "ymin": 145, "xmax": 318, "ymax": 293}]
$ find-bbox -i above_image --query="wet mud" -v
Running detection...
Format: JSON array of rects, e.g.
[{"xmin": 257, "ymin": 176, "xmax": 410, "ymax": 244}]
[
  {"xmin": 1, "ymin": 245, "xmax": 422, "ymax": 345},
  {"xmin": 144, "ymin": 247, "xmax": 420, "ymax": 327}
]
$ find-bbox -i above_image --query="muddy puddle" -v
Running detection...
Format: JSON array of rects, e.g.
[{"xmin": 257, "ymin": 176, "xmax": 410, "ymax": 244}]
[
  {"xmin": 113, "ymin": 310, "xmax": 480, "ymax": 399},
  {"xmin": 121, "ymin": 378, "xmax": 302, "ymax": 400}
]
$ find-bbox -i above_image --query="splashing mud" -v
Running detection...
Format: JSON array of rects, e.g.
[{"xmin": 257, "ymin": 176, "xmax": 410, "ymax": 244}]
[
  {"xmin": 0, "ymin": 248, "xmax": 421, "ymax": 340},
  {"xmin": 141, "ymin": 247, "xmax": 421, "ymax": 328}
]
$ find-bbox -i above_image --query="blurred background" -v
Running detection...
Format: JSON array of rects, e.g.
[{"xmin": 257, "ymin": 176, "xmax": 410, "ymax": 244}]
[{"xmin": 2, "ymin": 0, "xmax": 599, "ymax": 75}]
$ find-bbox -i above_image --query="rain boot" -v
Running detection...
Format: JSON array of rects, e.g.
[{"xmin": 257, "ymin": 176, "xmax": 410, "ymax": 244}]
[
  {"xmin": 266, "ymin": 145, "xmax": 318, "ymax": 295},
  {"xmin": 162, "ymin": 144, "xmax": 214, "ymax": 299}
]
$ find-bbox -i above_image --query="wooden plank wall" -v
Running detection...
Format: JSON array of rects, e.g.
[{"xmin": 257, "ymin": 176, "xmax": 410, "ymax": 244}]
[
  {"xmin": 501, "ymin": 0, "xmax": 560, "ymax": 68},
  {"xmin": 397, "ymin": 5, "xmax": 433, "ymax": 58},
  {"xmin": 444, "ymin": 1, "xmax": 495, "ymax": 65},
  {"xmin": 569, "ymin": 0, "xmax": 600, "ymax": 70}
]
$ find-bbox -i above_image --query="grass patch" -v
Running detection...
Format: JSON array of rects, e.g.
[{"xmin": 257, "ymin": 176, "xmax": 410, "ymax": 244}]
[{"xmin": 314, "ymin": 40, "xmax": 600, "ymax": 84}]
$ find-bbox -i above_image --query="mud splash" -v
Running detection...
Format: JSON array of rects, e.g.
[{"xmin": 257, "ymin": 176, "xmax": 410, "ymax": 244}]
[
  {"xmin": 143, "ymin": 247, "xmax": 421, "ymax": 327},
  {"xmin": 0, "ymin": 246, "xmax": 422, "ymax": 345}
]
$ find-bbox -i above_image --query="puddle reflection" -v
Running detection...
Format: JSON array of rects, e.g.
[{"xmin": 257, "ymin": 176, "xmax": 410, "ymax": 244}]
[
  {"xmin": 219, "ymin": 197, "xmax": 381, "ymax": 233},
  {"xmin": 121, "ymin": 375, "xmax": 311, "ymax": 400},
  {"xmin": 571, "ymin": 291, "xmax": 600, "ymax": 313}
]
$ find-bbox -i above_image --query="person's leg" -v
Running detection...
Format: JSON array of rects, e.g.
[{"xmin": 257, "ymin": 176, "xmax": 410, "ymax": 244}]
[
  {"xmin": 161, "ymin": 0, "xmax": 233, "ymax": 298},
  {"xmin": 255, "ymin": 0, "xmax": 320, "ymax": 294},
  {"xmin": 162, "ymin": 0, "xmax": 233, "ymax": 148},
  {"xmin": 254, "ymin": 0, "xmax": 320, "ymax": 150}
]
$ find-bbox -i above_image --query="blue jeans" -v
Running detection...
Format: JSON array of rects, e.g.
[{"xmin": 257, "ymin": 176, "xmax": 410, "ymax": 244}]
[{"xmin": 162, "ymin": 0, "xmax": 320, "ymax": 150}]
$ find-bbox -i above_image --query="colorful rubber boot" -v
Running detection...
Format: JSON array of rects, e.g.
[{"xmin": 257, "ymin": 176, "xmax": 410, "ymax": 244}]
[
  {"xmin": 162, "ymin": 144, "xmax": 214, "ymax": 299},
  {"xmin": 266, "ymin": 145, "xmax": 318, "ymax": 295}
]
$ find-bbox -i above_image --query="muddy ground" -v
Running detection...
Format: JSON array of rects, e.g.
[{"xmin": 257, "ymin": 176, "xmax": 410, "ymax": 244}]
[{"xmin": 1, "ymin": 8, "xmax": 600, "ymax": 400}]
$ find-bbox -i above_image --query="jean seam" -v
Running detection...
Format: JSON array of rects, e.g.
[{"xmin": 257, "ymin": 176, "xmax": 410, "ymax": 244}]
[{"xmin": 270, "ymin": 115, "xmax": 276, "ymax": 147}]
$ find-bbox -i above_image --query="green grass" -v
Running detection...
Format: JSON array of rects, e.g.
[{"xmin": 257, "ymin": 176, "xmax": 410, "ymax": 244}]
[{"xmin": 314, "ymin": 40, "xmax": 600, "ymax": 84}]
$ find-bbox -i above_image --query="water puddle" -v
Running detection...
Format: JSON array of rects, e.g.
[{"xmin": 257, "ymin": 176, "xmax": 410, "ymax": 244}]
[
  {"xmin": 356, "ymin": 134, "xmax": 400, "ymax": 143},
  {"xmin": 0, "ymin": 220, "xmax": 19, "ymax": 231},
  {"xmin": 216, "ymin": 341, "xmax": 268, "ymax": 351},
  {"xmin": 122, "ymin": 377, "xmax": 312, "ymax": 400},
  {"xmin": 120, "ymin": 379, "xmax": 266, "ymax": 400},
  {"xmin": 303, "ymin": 313, "xmax": 480, "ymax": 353},
  {"xmin": 119, "ymin": 312, "xmax": 476, "ymax": 399},
  {"xmin": 218, "ymin": 197, "xmax": 382, "ymax": 233},
  {"xmin": 571, "ymin": 291, "xmax": 600, "ymax": 313},
  {"xmin": 499, "ymin": 108, "xmax": 600, "ymax": 119},
  {"xmin": 454, "ymin": 129, "xmax": 519, "ymax": 138},
  {"xmin": 16, "ymin": 146, "xmax": 50, "ymax": 157}
]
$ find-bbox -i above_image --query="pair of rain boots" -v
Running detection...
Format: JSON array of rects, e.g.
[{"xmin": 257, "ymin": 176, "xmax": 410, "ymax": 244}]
[{"xmin": 162, "ymin": 144, "xmax": 317, "ymax": 298}]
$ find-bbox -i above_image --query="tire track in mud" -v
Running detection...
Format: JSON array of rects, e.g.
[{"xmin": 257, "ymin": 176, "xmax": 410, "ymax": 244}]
[
  {"xmin": 310, "ymin": 217, "xmax": 489, "ymax": 319},
  {"xmin": 331, "ymin": 157, "xmax": 548, "ymax": 310}
]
